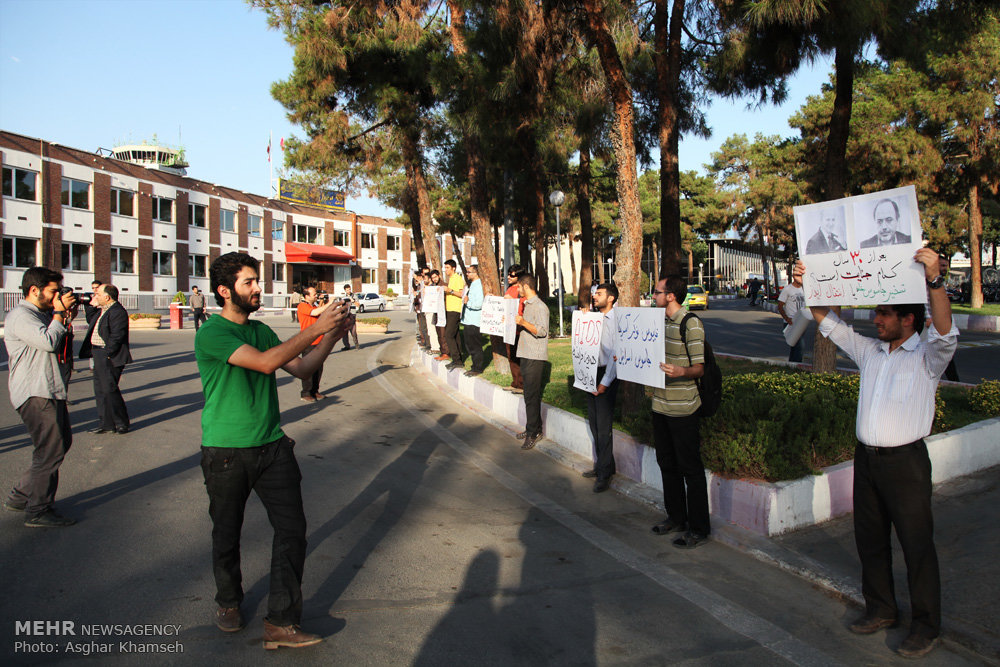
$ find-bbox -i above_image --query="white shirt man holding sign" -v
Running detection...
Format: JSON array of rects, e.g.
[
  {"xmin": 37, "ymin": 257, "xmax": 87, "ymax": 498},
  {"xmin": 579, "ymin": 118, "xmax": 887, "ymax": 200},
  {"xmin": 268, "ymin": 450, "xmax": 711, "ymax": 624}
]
[{"xmin": 573, "ymin": 283, "xmax": 619, "ymax": 493}]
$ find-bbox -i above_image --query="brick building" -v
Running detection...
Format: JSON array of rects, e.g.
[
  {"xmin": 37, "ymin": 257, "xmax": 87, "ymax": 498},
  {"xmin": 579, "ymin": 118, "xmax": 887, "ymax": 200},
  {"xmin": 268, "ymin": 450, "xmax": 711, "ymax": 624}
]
[{"xmin": 2, "ymin": 129, "xmax": 478, "ymax": 304}]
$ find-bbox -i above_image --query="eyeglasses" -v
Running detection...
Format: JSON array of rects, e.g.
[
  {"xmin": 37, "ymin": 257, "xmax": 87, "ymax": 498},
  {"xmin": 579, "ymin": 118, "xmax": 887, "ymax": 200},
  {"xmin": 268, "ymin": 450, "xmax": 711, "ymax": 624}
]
[{"xmin": 652, "ymin": 290, "xmax": 667, "ymax": 296}]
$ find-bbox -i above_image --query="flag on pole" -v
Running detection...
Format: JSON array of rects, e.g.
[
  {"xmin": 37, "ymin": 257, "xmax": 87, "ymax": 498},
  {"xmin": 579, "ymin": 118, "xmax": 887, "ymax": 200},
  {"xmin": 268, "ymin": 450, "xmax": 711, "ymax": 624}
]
[
  {"xmin": 267, "ymin": 136, "xmax": 271, "ymax": 162},
  {"xmin": 280, "ymin": 137, "xmax": 285, "ymax": 151}
]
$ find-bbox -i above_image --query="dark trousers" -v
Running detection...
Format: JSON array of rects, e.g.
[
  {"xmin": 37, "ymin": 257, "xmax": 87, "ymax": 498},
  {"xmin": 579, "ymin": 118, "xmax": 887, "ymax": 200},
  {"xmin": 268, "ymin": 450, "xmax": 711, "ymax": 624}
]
[
  {"xmin": 853, "ymin": 441, "xmax": 940, "ymax": 638},
  {"xmin": 436, "ymin": 325, "xmax": 449, "ymax": 356},
  {"xmin": 464, "ymin": 324, "xmax": 484, "ymax": 371},
  {"xmin": 192, "ymin": 308, "xmax": 206, "ymax": 331},
  {"xmin": 201, "ymin": 437, "xmax": 307, "ymax": 626},
  {"xmin": 92, "ymin": 348, "xmax": 129, "ymax": 430},
  {"xmin": 300, "ymin": 344, "xmax": 324, "ymax": 397},
  {"xmin": 585, "ymin": 372, "xmax": 618, "ymax": 480},
  {"xmin": 788, "ymin": 337, "xmax": 803, "ymax": 363},
  {"xmin": 507, "ymin": 330, "xmax": 523, "ymax": 389},
  {"xmin": 9, "ymin": 397, "xmax": 72, "ymax": 515},
  {"xmin": 651, "ymin": 411, "xmax": 710, "ymax": 535},
  {"xmin": 417, "ymin": 311, "xmax": 429, "ymax": 347},
  {"xmin": 444, "ymin": 311, "xmax": 463, "ymax": 362},
  {"xmin": 520, "ymin": 358, "xmax": 546, "ymax": 436}
]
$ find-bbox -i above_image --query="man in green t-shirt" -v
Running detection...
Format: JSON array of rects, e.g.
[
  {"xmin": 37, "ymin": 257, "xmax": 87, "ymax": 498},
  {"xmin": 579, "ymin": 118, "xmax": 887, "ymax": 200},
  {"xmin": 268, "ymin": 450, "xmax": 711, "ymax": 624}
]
[{"xmin": 195, "ymin": 253, "xmax": 350, "ymax": 650}]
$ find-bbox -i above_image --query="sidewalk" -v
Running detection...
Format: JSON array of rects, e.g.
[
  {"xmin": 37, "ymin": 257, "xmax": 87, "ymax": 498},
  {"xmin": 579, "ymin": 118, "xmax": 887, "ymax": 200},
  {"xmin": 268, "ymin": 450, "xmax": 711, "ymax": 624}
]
[{"xmin": 412, "ymin": 347, "xmax": 1000, "ymax": 661}]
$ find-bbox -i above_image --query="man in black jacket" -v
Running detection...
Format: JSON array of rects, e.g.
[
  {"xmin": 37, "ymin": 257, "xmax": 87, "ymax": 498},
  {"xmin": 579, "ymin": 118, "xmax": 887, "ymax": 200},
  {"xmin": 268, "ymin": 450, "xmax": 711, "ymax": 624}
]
[{"xmin": 79, "ymin": 284, "xmax": 132, "ymax": 434}]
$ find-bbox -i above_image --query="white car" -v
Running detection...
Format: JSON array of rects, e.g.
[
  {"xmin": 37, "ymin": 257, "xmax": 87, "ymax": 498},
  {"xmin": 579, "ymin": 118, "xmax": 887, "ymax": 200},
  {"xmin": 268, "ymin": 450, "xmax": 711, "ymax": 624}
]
[{"xmin": 353, "ymin": 292, "xmax": 386, "ymax": 312}]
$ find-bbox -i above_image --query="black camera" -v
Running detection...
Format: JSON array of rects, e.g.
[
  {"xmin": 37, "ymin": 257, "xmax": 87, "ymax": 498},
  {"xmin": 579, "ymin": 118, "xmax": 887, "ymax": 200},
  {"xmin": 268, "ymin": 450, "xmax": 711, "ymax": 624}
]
[{"xmin": 58, "ymin": 286, "xmax": 74, "ymax": 296}]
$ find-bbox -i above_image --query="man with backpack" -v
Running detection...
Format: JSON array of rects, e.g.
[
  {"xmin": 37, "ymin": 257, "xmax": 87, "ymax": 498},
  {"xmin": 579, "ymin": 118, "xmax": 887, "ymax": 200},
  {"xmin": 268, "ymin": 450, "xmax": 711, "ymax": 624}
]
[{"xmin": 647, "ymin": 276, "xmax": 710, "ymax": 549}]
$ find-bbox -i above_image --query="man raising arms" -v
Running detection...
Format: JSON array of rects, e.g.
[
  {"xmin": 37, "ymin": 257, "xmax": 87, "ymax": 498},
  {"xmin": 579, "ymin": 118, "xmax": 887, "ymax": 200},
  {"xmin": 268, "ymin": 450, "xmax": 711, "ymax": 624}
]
[
  {"xmin": 795, "ymin": 247, "xmax": 956, "ymax": 658},
  {"xmin": 195, "ymin": 253, "xmax": 349, "ymax": 650}
]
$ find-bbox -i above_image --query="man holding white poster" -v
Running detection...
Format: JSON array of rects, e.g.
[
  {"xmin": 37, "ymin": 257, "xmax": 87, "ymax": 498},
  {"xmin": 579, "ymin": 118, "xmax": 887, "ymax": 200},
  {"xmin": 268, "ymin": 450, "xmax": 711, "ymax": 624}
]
[
  {"xmin": 578, "ymin": 283, "xmax": 619, "ymax": 493},
  {"xmin": 793, "ymin": 247, "xmax": 956, "ymax": 659},
  {"xmin": 646, "ymin": 276, "xmax": 709, "ymax": 549}
]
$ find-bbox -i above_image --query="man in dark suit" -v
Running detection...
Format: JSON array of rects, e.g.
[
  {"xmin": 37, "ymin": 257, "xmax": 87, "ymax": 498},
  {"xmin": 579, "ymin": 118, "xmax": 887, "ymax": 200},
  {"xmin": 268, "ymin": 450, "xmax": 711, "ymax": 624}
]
[
  {"xmin": 806, "ymin": 209, "xmax": 847, "ymax": 254},
  {"xmin": 860, "ymin": 199, "xmax": 911, "ymax": 248},
  {"xmin": 79, "ymin": 284, "xmax": 132, "ymax": 434}
]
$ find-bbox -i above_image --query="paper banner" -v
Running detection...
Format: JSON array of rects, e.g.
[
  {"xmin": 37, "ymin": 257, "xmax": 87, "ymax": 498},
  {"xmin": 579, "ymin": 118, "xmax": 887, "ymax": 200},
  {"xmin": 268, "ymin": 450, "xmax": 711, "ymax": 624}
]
[
  {"xmin": 571, "ymin": 310, "xmax": 604, "ymax": 392},
  {"xmin": 613, "ymin": 307, "xmax": 665, "ymax": 389}
]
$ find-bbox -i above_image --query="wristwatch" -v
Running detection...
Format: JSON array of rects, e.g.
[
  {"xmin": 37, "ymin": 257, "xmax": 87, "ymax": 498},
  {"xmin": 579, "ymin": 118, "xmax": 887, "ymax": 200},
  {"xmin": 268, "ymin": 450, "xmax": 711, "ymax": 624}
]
[{"xmin": 927, "ymin": 275, "xmax": 945, "ymax": 290}]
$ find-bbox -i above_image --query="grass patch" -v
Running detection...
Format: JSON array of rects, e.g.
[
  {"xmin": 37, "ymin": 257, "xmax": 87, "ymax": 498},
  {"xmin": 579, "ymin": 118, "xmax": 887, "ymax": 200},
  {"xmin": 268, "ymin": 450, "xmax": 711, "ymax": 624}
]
[{"xmin": 455, "ymin": 340, "xmax": 997, "ymax": 482}]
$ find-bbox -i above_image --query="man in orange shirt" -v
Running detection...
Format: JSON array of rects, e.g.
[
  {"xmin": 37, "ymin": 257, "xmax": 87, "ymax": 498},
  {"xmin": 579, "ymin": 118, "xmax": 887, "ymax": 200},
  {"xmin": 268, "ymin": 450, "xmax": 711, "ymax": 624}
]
[{"xmin": 296, "ymin": 287, "xmax": 338, "ymax": 402}]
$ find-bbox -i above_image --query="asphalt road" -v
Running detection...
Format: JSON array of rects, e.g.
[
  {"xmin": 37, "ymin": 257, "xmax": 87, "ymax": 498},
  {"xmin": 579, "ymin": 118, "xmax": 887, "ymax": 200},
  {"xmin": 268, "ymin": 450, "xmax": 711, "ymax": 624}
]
[
  {"xmin": 0, "ymin": 312, "xmax": 989, "ymax": 665},
  {"xmin": 694, "ymin": 298, "xmax": 1000, "ymax": 383}
]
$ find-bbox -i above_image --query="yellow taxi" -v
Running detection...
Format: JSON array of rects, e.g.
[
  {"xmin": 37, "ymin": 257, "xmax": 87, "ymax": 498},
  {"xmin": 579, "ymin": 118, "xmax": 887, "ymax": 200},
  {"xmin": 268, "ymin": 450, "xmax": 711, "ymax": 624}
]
[{"xmin": 683, "ymin": 284, "xmax": 709, "ymax": 310}]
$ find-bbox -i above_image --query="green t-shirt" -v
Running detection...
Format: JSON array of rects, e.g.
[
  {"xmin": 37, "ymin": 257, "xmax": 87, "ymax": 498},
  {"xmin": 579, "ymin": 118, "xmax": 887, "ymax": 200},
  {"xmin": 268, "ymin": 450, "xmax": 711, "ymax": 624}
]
[{"xmin": 195, "ymin": 315, "xmax": 285, "ymax": 447}]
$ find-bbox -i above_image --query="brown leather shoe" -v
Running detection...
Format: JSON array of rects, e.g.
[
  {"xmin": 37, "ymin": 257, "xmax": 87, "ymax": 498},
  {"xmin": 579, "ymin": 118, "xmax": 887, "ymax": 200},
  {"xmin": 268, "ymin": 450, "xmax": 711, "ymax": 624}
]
[
  {"xmin": 262, "ymin": 621, "xmax": 323, "ymax": 650},
  {"xmin": 897, "ymin": 634, "xmax": 938, "ymax": 659},
  {"xmin": 849, "ymin": 614, "xmax": 898, "ymax": 635},
  {"xmin": 215, "ymin": 607, "xmax": 244, "ymax": 633}
]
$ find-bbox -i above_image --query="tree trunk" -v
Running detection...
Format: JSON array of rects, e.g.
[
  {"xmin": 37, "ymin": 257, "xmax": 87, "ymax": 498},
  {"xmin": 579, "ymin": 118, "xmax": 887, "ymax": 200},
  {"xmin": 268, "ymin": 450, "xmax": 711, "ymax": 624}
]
[
  {"xmin": 651, "ymin": 237, "xmax": 660, "ymax": 289},
  {"xmin": 969, "ymin": 182, "xmax": 984, "ymax": 308},
  {"xmin": 656, "ymin": 0, "xmax": 685, "ymax": 277},
  {"xmin": 569, "ymin": 235, "xmax": 578, "ymax": 294},
  {"xmin": 400, "ymin": 129, "xmax": 440, "ymax": 270},
  {"xmin": 404, "ymin": 184, "xmax": 427, "ymax": 269},
  {"xmin": 812, "ymin": 44, "xmax": 856, "ymax": 373},
  {"xmin": 577, "ymin": 145, "xmax": 595, "ymax": 305},
  {"xmin": 529, "ymin": 144, "xmax": 550, "ymax": 296}
]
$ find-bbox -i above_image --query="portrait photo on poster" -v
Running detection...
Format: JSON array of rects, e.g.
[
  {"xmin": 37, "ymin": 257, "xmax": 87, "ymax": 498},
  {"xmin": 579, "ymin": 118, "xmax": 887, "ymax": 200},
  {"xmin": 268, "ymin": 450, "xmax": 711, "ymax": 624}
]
[
  {"xmin": 855, "ymin": 195, "xmax": 917, "ymax": 249},
  {"xmin": 799, "ymin": 204, "xmax": 848, "ymax": 255}
]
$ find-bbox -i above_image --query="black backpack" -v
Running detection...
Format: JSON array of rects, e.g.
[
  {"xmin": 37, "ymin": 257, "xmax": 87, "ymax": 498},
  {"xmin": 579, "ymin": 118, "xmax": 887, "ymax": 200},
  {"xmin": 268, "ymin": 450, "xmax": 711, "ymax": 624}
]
[{"xmin": 679, "ymin": 313, "xmax": 722, "ymax": 418}]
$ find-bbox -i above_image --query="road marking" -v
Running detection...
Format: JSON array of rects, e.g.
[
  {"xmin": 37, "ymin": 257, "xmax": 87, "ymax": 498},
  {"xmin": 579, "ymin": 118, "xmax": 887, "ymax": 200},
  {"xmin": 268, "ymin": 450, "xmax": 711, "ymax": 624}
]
[{"xmin": 369, "ymin": 343, "xmax": 842, "ymax": 667}]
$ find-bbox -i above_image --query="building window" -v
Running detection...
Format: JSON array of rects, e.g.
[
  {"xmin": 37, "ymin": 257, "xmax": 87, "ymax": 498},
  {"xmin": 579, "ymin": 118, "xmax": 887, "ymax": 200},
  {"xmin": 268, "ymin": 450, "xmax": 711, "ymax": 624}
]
[
  {"xmin": 189, "ymin": 203, "xmax": 207, "ymax": 228},
  {"xmin": 361, "ymin": 231, "xmax": 375, "ymax": 249},
  {"xmin": 111, "ymin": 247, "xmax": 135, "ymax": 274},
  {"xmin": 362, "ymin": 268, "xmax": 377, "ymax": 283},
  {"xmin": 110, "ymin": 188, "xmax": 134, "ymax": 216},
  {"xmin": 272, "ymin": 262, "xmax": 285, "ymax": 282},
  {"xmin": 248, "ymin": 214, "xmax": 262, "ymax": 237},
  {"xmin": 293, "ymin": 224, "xmax": 322, "ymax": 244},
  {"xmin": 386, "ymin": 235, "xmax": 401, "ymax": 251},
  {"xmin": 2, "ymin": 237, "xmax": 36, "ymax": 268},
  {"xmin": 387, "ymin": 268, "xmax": 401, "ymax": 285},
  {"xmin": 61, "ymin": 242, "xmax": 90, "ymax": 272},
  {"xmin": 220, "ymin": 209, "xmax": 237, "ymax": 233},
  {"xmin": 153, "ymin": 251, "xmax": 174, "ymax": 276},
  {"xmin": 152, "ymin": 196, "xmax": 173, "ymax": 222},
  {"xmin": 189, "ymin": 253, "xmax": 207, "ymax": 278},
  {"xmin": 61, "ymin": 177, "xmax": 90, "ymax": 210},
  {"xmin": 333, "ymin": 229, "xmax": 349, "ymax": 246},
  {"xmin": 272, "ymin": 218, "xmax": 284, "ymax": 240},
  {"xmin": 2, "ymin": 166, "xmax": 38, "ymax": 202}
]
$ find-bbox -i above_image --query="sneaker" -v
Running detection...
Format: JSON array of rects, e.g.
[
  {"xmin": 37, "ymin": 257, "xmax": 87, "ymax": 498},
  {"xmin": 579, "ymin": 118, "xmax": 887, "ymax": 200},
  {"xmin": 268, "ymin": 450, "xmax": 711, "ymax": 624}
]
[
  {"xmin": 897, "ymin": 634, "xmax": 938, "ymax": 659},
  {"xmin": 672, "ymin": 531, "xmax": 709, "ymax": 549},
  {"xmin": 300, "ymin": 395, "xmax": 316, "ymax": 403},
  {"xmin": 216, "ymin": 607, "xmax": 244, "ymax": 633},
  {"xmin": 24, "ymin": 509, "xmax": 76, "ymax": 528},
  {"xmin": 262, "ymin": 621, "xmax": 322, "ymax": 650},
  {"xmin": 313, "ymin": 393, "xmax": 326, "ymax": 400},
  {"xmin": 3, "ymin": 498, "xmax": 26, "ymax": 512}
]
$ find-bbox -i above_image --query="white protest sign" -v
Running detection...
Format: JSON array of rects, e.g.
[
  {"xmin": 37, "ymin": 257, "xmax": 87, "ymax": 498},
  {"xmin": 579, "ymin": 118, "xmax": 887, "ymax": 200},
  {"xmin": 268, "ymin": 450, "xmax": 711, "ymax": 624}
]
[
  {"xmin": 422, "ymin": 286, "xmax": 445, "ymax": 322},
  {"xmin": 571, "ymin": 310, "xmax": 604, "ymax": 392},
  {"xmin": 613, "ymin": 307, "xmax": 665, "ymax": 389},
  {"xmin": 480, "ymin": 296, "xmax": 518, "ymax": 345},
  {"xmin": 794, "ymin": 185, "xmax": 925, "ymax": 306}
]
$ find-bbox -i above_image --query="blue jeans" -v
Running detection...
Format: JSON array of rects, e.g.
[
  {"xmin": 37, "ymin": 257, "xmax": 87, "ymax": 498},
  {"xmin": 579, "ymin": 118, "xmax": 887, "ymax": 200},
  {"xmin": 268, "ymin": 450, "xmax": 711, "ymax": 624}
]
[{"xmin": 201, "ymin": 436, "xmax": 306, "ymax": 626}]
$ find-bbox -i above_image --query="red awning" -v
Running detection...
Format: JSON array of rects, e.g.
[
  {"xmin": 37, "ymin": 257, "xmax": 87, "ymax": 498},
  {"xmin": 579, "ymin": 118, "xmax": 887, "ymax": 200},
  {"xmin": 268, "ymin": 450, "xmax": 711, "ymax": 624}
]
[{"xmin": 283, "ymin": 241, "xmax": 354, "ymax": 265}]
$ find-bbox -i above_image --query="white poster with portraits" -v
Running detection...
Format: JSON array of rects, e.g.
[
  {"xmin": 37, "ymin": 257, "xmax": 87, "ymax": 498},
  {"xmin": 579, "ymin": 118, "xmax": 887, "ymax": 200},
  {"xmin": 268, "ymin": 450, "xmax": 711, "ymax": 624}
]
[{"xmin": 793, "ymin": 185, "xmax": 925, "ymax": 306}]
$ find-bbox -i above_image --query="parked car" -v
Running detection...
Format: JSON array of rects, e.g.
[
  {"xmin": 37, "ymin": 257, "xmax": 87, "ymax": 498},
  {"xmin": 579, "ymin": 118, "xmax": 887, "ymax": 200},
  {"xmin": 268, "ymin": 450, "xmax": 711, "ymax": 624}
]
[
  {"xmin": 355, "ymin": 292, "xmax": 386, "ymax": 312},
  {"xmin": 683, "ymin": 285, "xmax": 709, "ymax": 310}
]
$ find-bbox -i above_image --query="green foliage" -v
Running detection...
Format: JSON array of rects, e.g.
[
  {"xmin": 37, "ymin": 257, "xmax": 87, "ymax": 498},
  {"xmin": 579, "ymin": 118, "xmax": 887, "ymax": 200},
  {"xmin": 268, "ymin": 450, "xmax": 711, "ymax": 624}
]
[
  {"xmin": 172, "ymin": 292, "xmax": 187, "ymax": 305},
  {"xmin": 129, "ymin": 313, "xmax": 161, "ymax": 320},
  {"xmin": 969, "ymin": 380, "xmax": 1000, "ymax": 417},
  {"xmin": 358, "ymin": 317, "xmax": 390, "ymax": 327},
  {"xmin": 386, "ymin": 288, "xmax": 396, "ymax": 297}
]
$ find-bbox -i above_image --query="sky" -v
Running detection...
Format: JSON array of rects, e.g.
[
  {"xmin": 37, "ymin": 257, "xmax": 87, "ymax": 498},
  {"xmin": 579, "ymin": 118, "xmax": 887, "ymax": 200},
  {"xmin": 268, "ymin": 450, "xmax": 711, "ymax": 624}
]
[{"xmin": 1, "ymin": 0, "xmax": 833, "ymax": 221}]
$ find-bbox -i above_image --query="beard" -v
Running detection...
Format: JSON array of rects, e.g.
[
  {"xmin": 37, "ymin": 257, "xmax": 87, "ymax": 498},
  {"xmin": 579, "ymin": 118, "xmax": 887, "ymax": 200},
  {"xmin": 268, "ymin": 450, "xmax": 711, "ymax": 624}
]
[{"xmin": 230, "ymin": 290, "xmax": 261, "ymax": 314}]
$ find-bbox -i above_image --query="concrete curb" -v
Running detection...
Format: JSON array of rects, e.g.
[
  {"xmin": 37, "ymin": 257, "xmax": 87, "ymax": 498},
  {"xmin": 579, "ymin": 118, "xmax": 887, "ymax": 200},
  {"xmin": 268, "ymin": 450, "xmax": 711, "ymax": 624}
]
[{"xmin": 410, "ymin": 345, "xmax": 1000, "ymax": 536}]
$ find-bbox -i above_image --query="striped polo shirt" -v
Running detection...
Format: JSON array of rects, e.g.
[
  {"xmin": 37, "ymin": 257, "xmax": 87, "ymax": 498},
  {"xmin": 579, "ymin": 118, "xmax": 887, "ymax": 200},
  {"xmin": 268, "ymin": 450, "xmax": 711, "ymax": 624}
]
[{"xmin": 649, "ymin": 307, "xmax": 704, "ymax": 417}]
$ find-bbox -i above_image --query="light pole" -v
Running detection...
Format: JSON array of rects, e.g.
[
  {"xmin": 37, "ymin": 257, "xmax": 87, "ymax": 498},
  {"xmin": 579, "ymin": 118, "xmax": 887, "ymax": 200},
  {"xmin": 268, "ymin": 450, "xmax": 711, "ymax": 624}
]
[
  {"xmin": 699, "ymin": 262, "xmax": 703, "ymax": 287},
  {"xmin": 549, "ymin": 190, "xmax": 566, "ymax": 337}
]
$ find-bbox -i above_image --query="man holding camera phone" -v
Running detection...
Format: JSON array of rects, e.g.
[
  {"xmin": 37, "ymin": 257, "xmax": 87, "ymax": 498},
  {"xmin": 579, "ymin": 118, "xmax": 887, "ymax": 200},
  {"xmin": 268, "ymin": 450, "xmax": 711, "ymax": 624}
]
[{"xmin": 3, "ymin": 267, "xmax": 78, "ymax": 527}]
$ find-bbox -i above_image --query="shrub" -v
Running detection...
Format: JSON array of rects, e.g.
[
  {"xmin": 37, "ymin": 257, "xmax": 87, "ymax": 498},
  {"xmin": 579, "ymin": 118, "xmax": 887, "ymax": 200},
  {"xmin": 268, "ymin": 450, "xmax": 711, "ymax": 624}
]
[
  {"xmin": 386, "ymin": 288, "xmax": 396, "ymax": 297},
  {"xmin": 129, "ymin": 313, "xmax": 161, "ymax": 320},
  {"xmin": 358, "ymin": 317, "xmax": 390, "ymax": 327},
  {"xmin": 969, "ymin": 380, "xmax": 1000, "ymax": 417},
  {"xmin": 172, "ymin": 292, "xmax": 187, "ymax": 305}
]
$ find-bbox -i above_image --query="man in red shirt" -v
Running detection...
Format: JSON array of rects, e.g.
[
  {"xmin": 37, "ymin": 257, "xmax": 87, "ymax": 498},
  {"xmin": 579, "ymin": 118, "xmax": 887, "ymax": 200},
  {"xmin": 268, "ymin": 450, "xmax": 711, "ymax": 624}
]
[{"xmin": 296, "ymin": 287, "xmax": 337, "ymax": 402}]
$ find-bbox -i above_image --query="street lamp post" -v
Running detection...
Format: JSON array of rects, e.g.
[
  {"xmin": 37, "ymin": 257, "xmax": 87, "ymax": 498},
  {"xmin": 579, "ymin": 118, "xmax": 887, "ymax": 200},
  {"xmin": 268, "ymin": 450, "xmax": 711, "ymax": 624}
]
[
  {"xmin": 699, "ymin": 262, "xmax": 703, "ymax": 287},
  {"xmin": 549, "ymin": 190, "xmax": 566, "ymax": 337}
]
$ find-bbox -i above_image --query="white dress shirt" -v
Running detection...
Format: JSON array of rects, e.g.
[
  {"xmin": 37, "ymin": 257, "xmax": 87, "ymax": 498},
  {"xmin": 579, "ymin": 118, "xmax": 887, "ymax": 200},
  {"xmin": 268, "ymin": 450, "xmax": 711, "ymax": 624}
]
[
  {"xmin": 597, "ymin": 307, "xmax": 617, "ymax": 388},
  {"xmin": 819, "ymin": 311, "xmax": 958, "ymax": 447}
]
